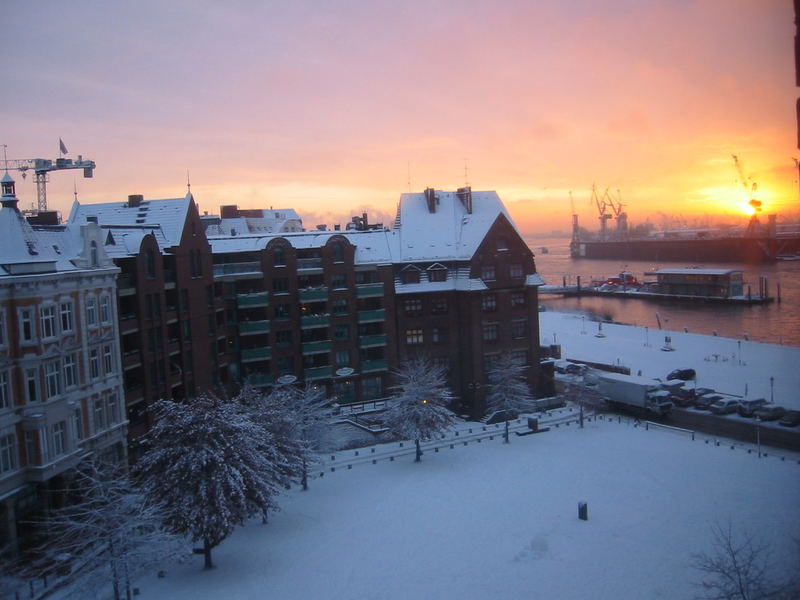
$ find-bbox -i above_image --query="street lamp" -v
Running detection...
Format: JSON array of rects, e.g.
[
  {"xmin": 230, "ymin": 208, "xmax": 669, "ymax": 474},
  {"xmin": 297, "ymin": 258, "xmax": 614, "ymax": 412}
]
[
  {"xmin": 770, "ymin": 376, "xmax": 774, "ymax": 403},
  {"xmin": 755, "ymin": 417, "xmax": 761, "ymax": 459}
]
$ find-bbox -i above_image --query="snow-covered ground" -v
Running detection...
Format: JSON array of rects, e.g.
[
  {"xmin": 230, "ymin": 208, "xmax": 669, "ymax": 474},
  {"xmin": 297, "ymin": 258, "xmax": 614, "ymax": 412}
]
[
  {"xmin": 137, "ymin": 417, "xmax": 799, "ymax": 600},
  {"xmin": 539, "ymin": 310, "xmax": 800, "ymax": 410}
]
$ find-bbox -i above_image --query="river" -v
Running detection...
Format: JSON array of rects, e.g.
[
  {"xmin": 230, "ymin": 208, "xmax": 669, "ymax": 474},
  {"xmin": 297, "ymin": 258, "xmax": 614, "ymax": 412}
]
[{"xmin": 525, "ymin": 234, "xmax": 800, "ymax": 348}]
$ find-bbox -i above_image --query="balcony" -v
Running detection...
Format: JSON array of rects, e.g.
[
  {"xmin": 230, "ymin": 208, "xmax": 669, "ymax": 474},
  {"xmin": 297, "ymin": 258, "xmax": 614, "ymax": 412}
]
[
  {"xmin": 237, "ymin": 291, "xmax": 269, "ymax": 308},
  {"xmin": 304, "ymin": 365, "xmax": 332, "ymax": 380},
  {"xmin": 300, "ymin": 314, "xmax": 330, "ymax": 329},
  {"xmin": 299, "ymin": 287, "xmax": 329, "ymax": 303},
  {"xmin": 356, "ymin": 283, "xmax": 384, "ymax": 298},
  {"xmin": 357, "ymin": 309, "xmax": 385, "ymax": 323},
  {"xmin": 117, "ymin": 273, "xmax": 136, "ymax": 296},
  {"xmin": 358, "ymin": 333, "xmax": 387, "ymax": 347},
  {"xmin": 238, "ymin": 320, "xmax": 270, "ymax": 335},
  {"xmin": 241, "ymin": 346, "xmax": 272, "ymax": 363},
  {"xmin": 245, "ymin": 373, "xmax": 274, "ymax": 387},
  {"xmin": 361, "ymin": 359, "xmax": 389, "ymax": 373},
  {"xmin": 297, "ymin": 258, "xmax": 322, "ymax": 271},
  {"xmin": 213, "ymin": 262, "xmax": 262, "ymax": 279},
  {"xmin": 302, "ymin": 340, "xmax": 331, "ymax": 355}
]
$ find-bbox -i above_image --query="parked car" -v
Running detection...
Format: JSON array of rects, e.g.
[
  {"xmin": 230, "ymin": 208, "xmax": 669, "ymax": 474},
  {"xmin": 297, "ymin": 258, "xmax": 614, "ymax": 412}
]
[
  {"xmin": 737, "ymin": 398, "xmax": 769, "ymax": 418},
  {"xmin": 778, "ymin": 410, "xmax": 800, "ymax": 428},
  {"xmin": 693, "ymin": 393, "xmax": 723, "ymax": 410},
  {"xmin": 709, "ymin": 398, "xmax": 742, "ymax": 415},
  {"xmin": 667, "ymin": 368, "xmax": 696, "ymax": 381},
  {"xmin": 753, "ymin": 405, "xmax": 786, "ymax": 421},
  {"xmin": 693, "ymin": 387, "xmax": 716, "ymax": 397}
]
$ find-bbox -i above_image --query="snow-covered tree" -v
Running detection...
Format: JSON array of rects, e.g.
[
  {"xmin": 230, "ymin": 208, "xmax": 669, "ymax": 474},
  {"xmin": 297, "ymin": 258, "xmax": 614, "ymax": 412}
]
[
  {"xmin": 135, "ymin": 394, "xmax": 284, "ymax": 569},
  {"xmin": 382, "ymin": 357, "xmax": 457, "ymax": 462},
  {"xmin": 485, "ymin": 353, "xmax": 535, "ymax": 443},
  {"xmin": 21, "ymin": 460, "xmax": 182, "ymax": 600}
]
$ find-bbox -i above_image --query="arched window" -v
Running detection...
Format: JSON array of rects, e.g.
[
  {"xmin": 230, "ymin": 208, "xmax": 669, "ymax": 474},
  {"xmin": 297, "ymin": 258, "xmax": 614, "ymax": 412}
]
[
  {"xmin": 145, "ymin": 248, "xmax": 156, "ymax": 279},
  {"xmin": 332, "ymin": 243, "xmax": 344, "ymax": 263},
  {"xmin": 89, "ymin": 241, "xmax": 99, "ymax": 267}
]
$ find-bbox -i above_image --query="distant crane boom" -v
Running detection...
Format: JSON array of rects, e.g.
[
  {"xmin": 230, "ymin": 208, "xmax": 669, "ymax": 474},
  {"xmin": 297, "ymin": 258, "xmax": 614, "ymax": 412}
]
[{"xmin": 3, "ymin": 154, "xmax": 95, "ymax": 212}]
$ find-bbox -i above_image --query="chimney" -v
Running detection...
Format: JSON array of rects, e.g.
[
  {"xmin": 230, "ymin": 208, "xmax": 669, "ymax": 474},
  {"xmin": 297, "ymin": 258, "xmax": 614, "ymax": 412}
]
[
  {"xmin": 220, "ymin": 205, "xmax": 240, "ymax": 219},
  {"xmin": 128, "ymin": 194, "xmax": 143, "ymax": 208},
  {"xmin": 424, "ymin": 188, "xmax": 437, "ymax": 213}
]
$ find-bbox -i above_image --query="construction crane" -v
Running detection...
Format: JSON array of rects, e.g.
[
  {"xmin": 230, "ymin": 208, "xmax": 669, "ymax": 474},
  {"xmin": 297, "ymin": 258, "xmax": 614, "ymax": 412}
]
[
  {"xmin": 2, "ymin": 149, "xmax": 95, "ymax": 212},
  {"xmin": 591, "ymin": 183, "xmax": 612, "ymax": 241},
  {"xmin": 731, "ymin": 154, "xmax": 761, "ymax": 236},
  {"xmin": 605, "ymin": 188, "xmax": 628, "ymax": 238}
]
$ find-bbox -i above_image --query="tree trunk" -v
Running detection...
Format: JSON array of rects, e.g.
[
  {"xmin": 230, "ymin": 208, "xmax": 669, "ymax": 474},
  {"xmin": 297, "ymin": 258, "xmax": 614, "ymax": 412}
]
[
  {"xmin": 262, "ymin": 507, "xmax": 269, "ymax": 524},
  {"xmin": 301, "ymin": 457, "xmax": 308, "ymax": 491},
  {"xmin": 203, "ymin": 538, "xmax": 214, "ymax": 570},
  {"xmin": 109, "ymin": 537, "xmax": 121, "ymax": 600},
  {"xmin": 504, "ymin": 420, "xmax": 510, "ymax": 444},
  {"xmin": 415, "ymin": 439, "xmax": 422, "ymax": 462}
]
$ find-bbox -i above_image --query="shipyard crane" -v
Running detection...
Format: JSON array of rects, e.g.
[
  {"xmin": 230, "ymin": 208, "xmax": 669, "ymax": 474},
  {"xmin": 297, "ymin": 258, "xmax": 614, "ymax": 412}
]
[
  {"xmin": 591, "ymin": 184, "xmax": 612, "ymax": 241},
  {"xmin": 2, "ymin": 147, "xmax": 95, "ymax": 212},
  {"xmin": 605, "ymin": 188, "xmax": 628, "ymax": 237},
  {"xmin": 731, "ymin": 154, "xmax": 762, "ymax": 236}
]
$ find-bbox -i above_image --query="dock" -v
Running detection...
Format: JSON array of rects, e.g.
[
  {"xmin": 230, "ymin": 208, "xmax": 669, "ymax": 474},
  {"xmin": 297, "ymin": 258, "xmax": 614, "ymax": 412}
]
[{"xmin": 539, "ymin": 285, "xmax": 773, "ymax": 305}]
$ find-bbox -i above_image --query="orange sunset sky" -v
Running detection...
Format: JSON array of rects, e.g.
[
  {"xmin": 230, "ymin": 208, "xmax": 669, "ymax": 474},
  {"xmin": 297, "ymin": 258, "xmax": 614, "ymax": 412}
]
[{"xmin": 2, "ymin": 1, "xmax": 799, "ymax": 235}]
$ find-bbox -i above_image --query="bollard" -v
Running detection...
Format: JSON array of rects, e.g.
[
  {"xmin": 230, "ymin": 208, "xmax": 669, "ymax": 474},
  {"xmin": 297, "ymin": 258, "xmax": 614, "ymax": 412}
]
[
  {"xmin": 355, "ymin": 451, "xmax": 359, "ymax": 456},
  {"xmin": 399, "ymin": 442, "xmax": 404, "ymax": 447},
  {"xmin": 450, "ymin": 444, "xmax": 454, "ymax": 449},
  {"xmin": 578, "ymin": 502, "xmax": 588, "ymax": 521},
  {"xmin": 348, "ymin": 465, "xmax": 352, "ymax": 469},
  {"xmin": 469, "ymin": 428, "xmax": 473, "ymax": 433},
  {"xmin": 435, "ymin": 447, "xmax": 439, "ymax": 453},
  {"xmin": 371, "ymin": 448, "xmax": 375, "ymax": 453},
  {"xmin": 390, "ymin": 456, "xmax": 394, "ymax": 461},
  {"xmin": 372, "ymin": 459, "xmax": 377, "ymax": 464},
  {"xmin": 331, "ymin": 467, "xmax": 335, "ymax": 472},
  {"xmin": 331, "ymin": 455, "xmax": 335, "ymax": 460}
]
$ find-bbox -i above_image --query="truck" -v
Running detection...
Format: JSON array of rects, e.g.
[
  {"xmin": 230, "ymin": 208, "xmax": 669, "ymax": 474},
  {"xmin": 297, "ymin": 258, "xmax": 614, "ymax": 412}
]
[{"xmin": 585, "ymin": 370, "xmax": 673, "ymax": 417}]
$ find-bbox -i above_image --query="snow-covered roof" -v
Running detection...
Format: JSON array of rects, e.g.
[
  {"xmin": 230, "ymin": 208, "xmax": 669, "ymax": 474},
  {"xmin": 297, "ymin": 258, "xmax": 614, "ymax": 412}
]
[
  {"xmin": 391, "ymin": 190, "xmax": 516, "ymax": 263},
  {"xmin": 68, "ymin": 195, "xmax": 193, "ymax": 254}
]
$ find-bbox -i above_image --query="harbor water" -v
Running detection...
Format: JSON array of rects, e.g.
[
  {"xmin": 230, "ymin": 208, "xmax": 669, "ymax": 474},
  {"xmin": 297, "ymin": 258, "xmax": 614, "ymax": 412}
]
[{"xmin": 525, "ymin": 235, "xmax": 800, "ymax": 348}]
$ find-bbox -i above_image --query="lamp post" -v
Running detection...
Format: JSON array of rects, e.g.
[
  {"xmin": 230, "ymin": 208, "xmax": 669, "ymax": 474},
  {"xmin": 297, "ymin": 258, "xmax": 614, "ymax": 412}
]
[
  {"xmin": 770, "ymin": 376, "xmax": 774, "ymax": 403},
  {"xmin": 755, "ymin": 417, "xmax": 761, "ymax": 459}
]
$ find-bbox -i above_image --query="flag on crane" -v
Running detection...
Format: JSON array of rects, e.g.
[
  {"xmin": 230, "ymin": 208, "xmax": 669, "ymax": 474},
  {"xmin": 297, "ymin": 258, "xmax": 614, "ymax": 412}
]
[{"xmin": 59, "ymin": 138, "xmax": 68, "ymax": 155}]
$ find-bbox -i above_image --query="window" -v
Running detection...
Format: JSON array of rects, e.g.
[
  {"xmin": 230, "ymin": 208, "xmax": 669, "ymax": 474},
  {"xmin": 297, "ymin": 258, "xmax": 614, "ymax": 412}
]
[
  {"xmin": 428, "ymin": 267, "xmax": 447, "ymax": 282},
  {"xmin": 40, "ymin": 305, "xmax": 57, "ymax": 339},
  {"xmin": 64, "ymin": 353, "xmax": 79, "ymax": 388},
  {"xmin": 484, "ymin": 353, "xmax": 501, "ymax": 372},
  {"xmin": 274, "ymin": 304, "xmax": 291, "ymax": 320},
  {"xmin": 181, "ymin": 289, "xmax": 190, "ymax": 313},
  {"xmin": 45, "ymin": 360, "xmax": 62, "ymax": 399},
  {"xmin": 405, "ymin": 329, "xmax": 424, "ymax": 345},
  {"xmin": 511, "ymin": 292, "xmax": 526, "ymax": 308},
  {"xmin": 20, "ymin": 308, "xmax": 35, "ymax": 342},
  {"xmin": 481, "ymin": 293, "xmax": 497, "ymax": 312},
  {"xmin": 482, "ymin": 323, "xmax": 499, "ymax": 341},
  {"xmin": 332, "ymin": 299, "xmax": 348, "ymax": 314},
  {"xmin": 331, "ymin": 273, "xmax": 347, "ymax": 289},
  {"xmin": 0, "ymin": 371, "xmax": 9, "ymax": 409},
  {"xmin": 90, "ymin": 348, "xmax": 100, "ymax": 380},
  {"xmin": 145, "ymin": 248, "xmax": 156, "ymax": 279},
  {"xmin": 93, "ymin": 398, "xmax": 106, "ymax": 431},
  {"xmin": 273, "ymin": 278, "xmax": 289, "ymax": 294},
  {"xmin": 335, "ymin": 350, "xmax": 350, "ymax": 366},
  {"xmin": 404, "ymin": 299, "xmax": 422, "ymax": 316},
  {"xmin": 362, "ymin": 376, "xmax": 383, "ymax": 400},
  {"xmin": 59, "ymin": 301, "xmax": 74, "ymax": 332},
  {"xmin": 512, "ymin": 320, "xmax": 527, "ymax": 340},
  {"xmin": 25, "ymin": 368, "xmax": 39, "ymax": 403},
  {"xmin": 510, "ymin": 263, "xmax": 524, "ymax": 278},
  {"xmin": 99, "ymin": 295, "xmax": 111, "ymax": 323},
  {"xmin": 86, "ymin": 297, "xmax": 97, "ymax": 327},
  {"xmin": 0, "ymin": 432, "xmax": 17, "ymax": 474},
  {"xmin": 0, "ymin": 309, "xmax": 5, "ymax": 346},
  {"xmin": 51, "ymin": 421, "xmax": 67, "ymax": 457},
  {"xmin": 431, "ymin": 297, "xmax": 448, "ymax": 314},
  {"xmin": 103, "ymin": 344, "xmax": 114, "ymax": 374},
  {"xmin": 497, "ymin": 237, "xmax": 508, "ymax": 251},
  {"xmin": 107, "ymin": 394, "xmax": 120, "ymax": 425},
  {"xmin": 332, "ymin": 244, "xmax": 344, "ymax": 263},
  {"xmin": 275, "ymin": 329, "xmax": 292, "ymax": 347},
  {"xmin": 510, "ymin": 349, "xmax": 528, "ymax": 364},
  {"xmin": 273, "ymin": 246, "xmax": 286, "ymax": 267},
  {"xmin": 401, "ymin": 267, "xmax": 420, "ymax": 284},
  {"xmin": 90, "ymin": 241, "xmax": 99, "ymax": 266},
  {"xmin": 72, "ymin": 407, "xmax": 84, "ymax": 441},
  {"xmin": 481, "ymin": 264, "xmax": 496, "ymax": 281},
  {"xmin": 432, "ymin": 327, "xmax": 448, "ymax": 343},
  {"xmin": 334, "ymin": 325, "xmax": 349, "ymax": 341}
]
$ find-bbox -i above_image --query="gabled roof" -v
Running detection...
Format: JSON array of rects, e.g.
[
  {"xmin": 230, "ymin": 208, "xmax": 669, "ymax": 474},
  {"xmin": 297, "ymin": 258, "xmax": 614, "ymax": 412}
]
[
  {"xmin": 68, "ymin": 194, "xmax": 193, "ymax": 254},
  {"xmin": 390, "ymin": 190, "xmax": 517, "ymax": 262}
]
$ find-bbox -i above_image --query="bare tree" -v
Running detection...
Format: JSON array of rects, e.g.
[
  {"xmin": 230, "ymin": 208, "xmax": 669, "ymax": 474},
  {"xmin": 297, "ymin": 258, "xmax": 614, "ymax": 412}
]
[
  {"xmin": 21, "ymin": 460, "xmax": 182, "ymax": 600},
  {"xmin": 485, "ymin": 353, "xmax": 535, "ymax": 443},
  {"xmin": 382, "ymin": 357, "xmax": 457, "ymax": 462},
  {"xmin": 691, "ymin": 521, "xmax": 799, "ymax": 600}
]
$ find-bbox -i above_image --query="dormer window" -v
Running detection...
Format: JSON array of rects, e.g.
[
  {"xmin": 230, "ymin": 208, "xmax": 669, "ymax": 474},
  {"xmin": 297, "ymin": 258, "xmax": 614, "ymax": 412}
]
[
  {"xmin": 400, "ymin": 265, "xmax": 421, "ymax": 284},
  {"xmin": 427, "ymin": 263, "xmax": 447, "ymax": 282},
  {"xmin": 497, "ymin": 237, "xmax": 508, "ymax": 251},
  {"xmin": 90, "ymin": 241, "xmax": 98, "ymax": 267}
]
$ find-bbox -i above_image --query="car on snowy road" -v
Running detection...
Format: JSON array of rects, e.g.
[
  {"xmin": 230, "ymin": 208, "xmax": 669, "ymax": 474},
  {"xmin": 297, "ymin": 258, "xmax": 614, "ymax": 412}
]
[
  {"xmin": 778, "ymin": 410, "xmax": 800, "ymax": 427},
  {"xmin": 752, "ymin": 405, "xmax": 786, "ymax": 421},
  {"xmin": 737, "ymin": 398, "xmax": 768, "ymax": 418},
  {"xmin": 709, "ymin": 398, "xmax": 742, "ymax": 415}
]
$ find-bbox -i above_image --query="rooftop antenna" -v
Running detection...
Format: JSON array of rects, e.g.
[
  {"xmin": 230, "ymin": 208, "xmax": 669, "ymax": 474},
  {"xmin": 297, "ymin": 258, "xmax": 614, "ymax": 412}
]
[
  {"xmin": 463, "ymin": 158, "xmax": 469, "ymax": 187},
  {"xmin": 1, "ymin": 144, "xmax": 8, "ymax": 175},
  {"xmin": 73, "ymin": 178, "xmax": 79, "ymax": 202},
  {"xmin": 186, "ymin": 169, "xmax": 191, "ymax": 194}
]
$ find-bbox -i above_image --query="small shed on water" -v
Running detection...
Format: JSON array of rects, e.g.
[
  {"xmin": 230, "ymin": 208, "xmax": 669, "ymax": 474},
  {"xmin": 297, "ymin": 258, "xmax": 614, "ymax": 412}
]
[{"xmin": 644, "ymin": 268, "xmax": 744, "ymax": 298}]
